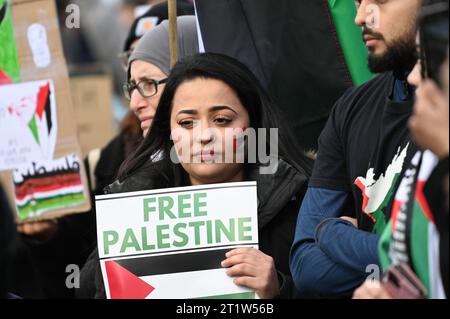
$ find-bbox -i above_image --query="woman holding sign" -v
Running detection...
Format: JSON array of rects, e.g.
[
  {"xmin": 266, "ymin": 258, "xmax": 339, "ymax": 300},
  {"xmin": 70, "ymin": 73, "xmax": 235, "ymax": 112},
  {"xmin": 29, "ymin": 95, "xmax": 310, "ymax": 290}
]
[{"xmin": 81, "ymin": 53, "xmax": 312, "ymax": 299}]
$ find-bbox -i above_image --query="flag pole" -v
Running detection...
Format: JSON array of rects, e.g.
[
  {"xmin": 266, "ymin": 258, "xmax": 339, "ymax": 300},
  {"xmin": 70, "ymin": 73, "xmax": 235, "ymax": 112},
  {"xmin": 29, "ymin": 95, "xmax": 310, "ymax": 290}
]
[{"xmin": 168, "ymin": 0, "xmax": 178, "ymax": 68}]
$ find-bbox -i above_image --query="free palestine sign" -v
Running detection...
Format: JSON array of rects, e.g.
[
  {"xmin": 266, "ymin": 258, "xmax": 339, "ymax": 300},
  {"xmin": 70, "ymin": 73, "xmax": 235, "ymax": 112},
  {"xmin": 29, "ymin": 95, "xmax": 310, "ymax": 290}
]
[{"xmin": 95, "ymin": 182, "xmax": 259, "ymax": 299}]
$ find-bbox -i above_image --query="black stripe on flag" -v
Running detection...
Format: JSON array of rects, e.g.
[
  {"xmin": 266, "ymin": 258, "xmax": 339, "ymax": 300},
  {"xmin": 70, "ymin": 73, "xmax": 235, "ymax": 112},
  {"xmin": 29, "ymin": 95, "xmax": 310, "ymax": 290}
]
[
  {"xmin": 114, "ymin": 249, "xmax": 231, "ymax": 277},
  {"xmin": 0, "ymin": 2, "xmax": 7, "ymax": 26},
  {"xmin": 45, "ymin": 91, "xmax": 52, "ymax": 134}
]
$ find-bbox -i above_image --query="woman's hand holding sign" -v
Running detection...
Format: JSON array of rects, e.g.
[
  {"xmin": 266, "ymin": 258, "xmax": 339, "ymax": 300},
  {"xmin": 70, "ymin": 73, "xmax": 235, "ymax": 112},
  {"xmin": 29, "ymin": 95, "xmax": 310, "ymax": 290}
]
[{"xmin": 222, "ymin": 247, "xmax": 280, "ymax": 299}]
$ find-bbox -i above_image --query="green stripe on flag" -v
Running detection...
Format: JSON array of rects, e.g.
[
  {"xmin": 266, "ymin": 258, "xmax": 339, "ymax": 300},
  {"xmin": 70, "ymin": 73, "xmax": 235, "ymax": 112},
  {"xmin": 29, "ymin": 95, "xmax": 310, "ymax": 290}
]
[
  {"xmin": 378, "ymin": 202, "xmax": 432, "ymax": 298},
  {"xmin": 0, "ymin": 0, "xmax": 21, "ymax": 82},
  {"xmin": 18, "ymin": 192, "xmax": 86, "ymax": 219},
  {"xmin": 378, "ymin": 219, "xmax": 393, "ymax": 272},
  {"xmin": 411, "ymin": 200, "xmax": 430, "ymax": 298},
  {"xmin": 328, "ymin": 0, "xmax": 373, "ymax": 85},
  {"xmin": 196, "ymin": 292, "xmax": 256, "ymax": 299},
  {"xmin": 28, "ymin": 115, "xmax": 40, "ymax": 146}
]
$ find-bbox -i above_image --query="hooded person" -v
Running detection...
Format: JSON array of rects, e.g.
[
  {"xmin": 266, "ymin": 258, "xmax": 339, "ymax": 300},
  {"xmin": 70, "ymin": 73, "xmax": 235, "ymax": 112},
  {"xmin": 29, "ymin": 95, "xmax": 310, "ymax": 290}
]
[
  {"xmin": 122, "ymin": 0, "xmax": 194, "ymax": 63},
  {"xmin": 76, "ymin": 16, "xmax": 199, "ymax": 299}
]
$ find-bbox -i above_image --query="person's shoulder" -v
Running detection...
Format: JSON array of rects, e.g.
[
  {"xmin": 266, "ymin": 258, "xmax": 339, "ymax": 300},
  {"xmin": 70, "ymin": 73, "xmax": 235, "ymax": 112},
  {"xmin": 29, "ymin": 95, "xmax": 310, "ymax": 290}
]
[
  {"xmin": 99, "ymin": 135, "xmax": 125, "ymax": 161},
  {"xmin": 332, "ymin": 72, "xmax": 393, "ymax": 117},
  {"xmin": 104, "ymin": 159, "xmax": 169, "ymax": 195}
]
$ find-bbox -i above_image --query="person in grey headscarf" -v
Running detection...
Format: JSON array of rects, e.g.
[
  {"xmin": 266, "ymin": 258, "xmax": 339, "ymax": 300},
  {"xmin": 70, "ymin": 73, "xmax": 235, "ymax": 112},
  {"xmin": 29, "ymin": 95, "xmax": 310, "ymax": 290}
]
[{"xmin": 123, "ymin": 15, "xmax": 199, "ymax": 137}]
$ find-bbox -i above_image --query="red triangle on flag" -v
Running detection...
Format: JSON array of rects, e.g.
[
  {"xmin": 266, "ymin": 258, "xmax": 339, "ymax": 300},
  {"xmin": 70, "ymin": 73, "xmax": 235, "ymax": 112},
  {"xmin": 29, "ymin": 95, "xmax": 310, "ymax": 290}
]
[
  {"xmin": 0, "ymin": 69, "xmax": 12, "ymax": 85},
  {"xmin": 35, "ymin": 82, "xmax": 50, "ymax": 120},
  {"xmin": 105, "ymin": 260, "xmax": 155, "ymax": 299}
]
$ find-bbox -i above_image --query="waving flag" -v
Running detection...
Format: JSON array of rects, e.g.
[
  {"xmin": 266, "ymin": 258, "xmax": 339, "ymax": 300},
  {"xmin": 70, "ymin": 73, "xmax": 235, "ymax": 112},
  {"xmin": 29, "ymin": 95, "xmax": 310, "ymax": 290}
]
[{"xmin": 195, "ymin": 0, "xmax": 372, "ymax": 150}]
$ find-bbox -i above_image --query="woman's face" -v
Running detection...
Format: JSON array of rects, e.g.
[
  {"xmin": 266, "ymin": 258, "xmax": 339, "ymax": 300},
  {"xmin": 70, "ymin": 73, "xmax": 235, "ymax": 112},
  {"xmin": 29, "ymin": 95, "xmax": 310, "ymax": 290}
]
[
  {"xmin": 170, "ymin": 78, "xmax": 251, "ymax": 186},
  {"xmin": 129, "ymin": 60, "xmax": 167, "ymax": 136}
]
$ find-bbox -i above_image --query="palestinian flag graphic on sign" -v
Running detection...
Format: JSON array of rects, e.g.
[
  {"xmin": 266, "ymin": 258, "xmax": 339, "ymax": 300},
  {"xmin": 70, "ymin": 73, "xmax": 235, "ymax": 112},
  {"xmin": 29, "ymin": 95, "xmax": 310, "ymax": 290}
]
[
  {"xmin": 0, "ymin": 80, "xmax": 58, "ymax": 168},
  {"xmin": 96, "ymin": 183, "xmax": 260, "ymax": 299},
  {"xmin": 26, "ymin": 82, "xmax": 54, "ymax": 148},
  {"xmin": 0, "ymin": 68, "xmax": 11, "ymax": 84},
  {"xmin": 102, "ymin": 248, "xmax": 256, "ymax": 299},
  {"xmin": 13, "ymin": 154, "xmax": 86, "ymax": 220}
]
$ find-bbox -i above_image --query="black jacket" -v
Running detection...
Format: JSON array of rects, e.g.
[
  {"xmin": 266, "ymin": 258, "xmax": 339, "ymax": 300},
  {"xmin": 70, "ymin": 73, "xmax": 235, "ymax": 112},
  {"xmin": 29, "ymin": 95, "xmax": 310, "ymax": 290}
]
[
  {"xmin": 78, "ymin": 158, "xmax": 308, "ymax": 299},
  {"xmin": 0, "ymin": 185, "xmax": 16, "ymax": 298}
]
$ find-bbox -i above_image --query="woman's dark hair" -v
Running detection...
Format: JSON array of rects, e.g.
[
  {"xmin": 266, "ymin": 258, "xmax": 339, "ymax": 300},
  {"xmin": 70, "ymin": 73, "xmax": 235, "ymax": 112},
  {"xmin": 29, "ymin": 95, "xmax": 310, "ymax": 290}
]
[{"xmin": 118, "ymin": 53, "xmax": 312, "ymax": 184}]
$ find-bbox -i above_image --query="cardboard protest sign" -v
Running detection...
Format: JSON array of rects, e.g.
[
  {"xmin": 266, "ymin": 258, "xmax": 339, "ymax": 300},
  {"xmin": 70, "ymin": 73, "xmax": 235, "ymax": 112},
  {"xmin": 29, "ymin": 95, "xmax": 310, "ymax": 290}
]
[
  {"xmin": 0, "ymin": 0, "xmax": 20, "ymax": 84},
  {"xmin": 13, "ymin": 153, "xmax": 86, "ymax": 220},
  {"xmin": 70, "ymin": 71, "xmax": 115, "ymax": 156},
  {"xmin": 96, "ymin": 182, "xmax": 259, "ymax": 299},
  {"xmin": 0, "ymin": 0, "xmax": 91, "ymax": 221},
  {"xmin": 0, "ymin": 80, "xmax": 58, "ymax": 170}
]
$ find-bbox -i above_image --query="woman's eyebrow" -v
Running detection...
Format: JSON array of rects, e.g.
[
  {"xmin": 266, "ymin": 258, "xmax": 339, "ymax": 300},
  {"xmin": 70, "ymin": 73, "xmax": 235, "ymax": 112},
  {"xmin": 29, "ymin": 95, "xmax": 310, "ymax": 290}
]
[
  {"xmin": 176, "ymin": 105, "xmax": 238, "ymax": 116},
  {"xmin": 209, "ymin": 105, "xmax": 238, "ymax": 114},
  {"xmin": 131, "ymin": 74, "xmax": 157, "ymax": 82},
  {"xmin": 177, "ymin": 109, "xmax": 197, "ymax": 115}
]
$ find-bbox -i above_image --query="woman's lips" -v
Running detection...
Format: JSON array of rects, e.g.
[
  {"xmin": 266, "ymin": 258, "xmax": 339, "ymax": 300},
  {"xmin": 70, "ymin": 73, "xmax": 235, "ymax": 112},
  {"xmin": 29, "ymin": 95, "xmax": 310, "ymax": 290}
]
[{"xmin": 194, "ymin": 150, "xmax": 220, "ymax": 162}]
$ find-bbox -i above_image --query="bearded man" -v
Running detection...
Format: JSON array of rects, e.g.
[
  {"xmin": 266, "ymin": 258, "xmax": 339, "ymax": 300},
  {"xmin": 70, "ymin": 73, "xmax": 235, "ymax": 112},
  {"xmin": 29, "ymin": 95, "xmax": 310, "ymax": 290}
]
[{"xmin": 290, "ymin": 0, "xmax": 421, "ymax": 297}]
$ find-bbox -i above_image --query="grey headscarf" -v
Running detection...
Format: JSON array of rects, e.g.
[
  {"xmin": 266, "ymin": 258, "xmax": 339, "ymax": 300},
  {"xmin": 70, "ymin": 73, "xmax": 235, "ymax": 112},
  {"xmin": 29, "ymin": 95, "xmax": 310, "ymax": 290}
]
[{"xmin": 128, "ymin": 15, "xmax": 199, "ymax": 77}]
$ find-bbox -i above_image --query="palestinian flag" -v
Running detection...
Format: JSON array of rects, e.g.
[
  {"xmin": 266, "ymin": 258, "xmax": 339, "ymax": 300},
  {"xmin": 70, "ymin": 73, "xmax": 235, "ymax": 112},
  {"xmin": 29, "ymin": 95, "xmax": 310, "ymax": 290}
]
[
  {"xmin": 28, "ymin": 82, "xmax": 54, "ymax": 146},
  {"xmin": 379, "ymin": 151, "xmax": 446, "ymax": 299},
  {"xmin": 0, "ymin": 0, "xmax": 20, "ymax": 83},
  {"xmin": 101, "ymin": 247, "xmax": 256, "ymax": 299},
  {"xmin": 13, "ymin": 154, "xmax": 86, "ymax": 220},
  {"xmin": 195, "ymin": 0, "xmax": 372, "ymax": 150},
  {"xmin": 0, "ymin": 68, "xmax": 11, "ymax": 84}
]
